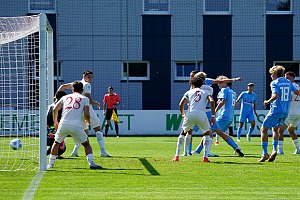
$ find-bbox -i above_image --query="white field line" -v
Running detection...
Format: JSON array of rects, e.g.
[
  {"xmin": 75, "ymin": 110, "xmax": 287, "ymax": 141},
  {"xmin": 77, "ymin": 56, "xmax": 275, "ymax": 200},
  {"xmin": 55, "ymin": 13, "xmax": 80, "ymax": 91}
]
[{"xmin": 22, "ymin": 171, "xmax": 45, "ymax": 200}]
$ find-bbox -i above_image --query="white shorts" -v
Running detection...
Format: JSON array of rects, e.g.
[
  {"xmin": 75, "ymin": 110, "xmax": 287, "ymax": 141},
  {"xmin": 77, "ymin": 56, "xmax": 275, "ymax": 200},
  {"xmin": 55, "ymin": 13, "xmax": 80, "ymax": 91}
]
[
  {"xmin": 181, "ymin": 113, "xmax": 211, "ymax": 133},
  {"xmin": 82, "ymin": 107, "xmax": 101, "ymax": 130},
  {"xmin": 285, "ymin": 113, "xmax": 300, "ymax": 127},
  {"xmin": 55, "ymin": 124, "xmax": 88, "ymax": 145}
]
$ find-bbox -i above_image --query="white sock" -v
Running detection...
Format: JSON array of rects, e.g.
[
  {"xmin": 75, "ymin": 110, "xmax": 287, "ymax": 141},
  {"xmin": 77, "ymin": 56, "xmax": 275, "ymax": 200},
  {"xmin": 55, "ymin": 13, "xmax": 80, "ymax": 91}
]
[
  {"xmin": 49, "ymin": 154, "xmax": 57, "ymax": 166},
  {"xmin": 96, "ymin": 131, "xmax": 107, "ymax": 154},
  {"xmin": 203, "ymin": 135, "xmax": 212, "ymax": 158},
  {"xmin": 278, "ymin": 141, "xmax": 284, "ymax": 152},
  {"xmin": 184, "ymin": 135, "xmax": 192, "ymax": 155},
  {"xmin": 71, "ymin": 144, "xmax": 81, "ymax": 155},
  {"xmin": 216, "ymin": 134, "xmax": 220, "ymax": 142},
  {"xmin": 175, "ymin": 135, "xmax": 185, "ymax": 156},
  {"xmin": 86, "ymin": 153, "xmax": 94, "ymax": 165},
  {"xmin": 292, "ymin": 139, "xmax": 300, "ymax": 151}
]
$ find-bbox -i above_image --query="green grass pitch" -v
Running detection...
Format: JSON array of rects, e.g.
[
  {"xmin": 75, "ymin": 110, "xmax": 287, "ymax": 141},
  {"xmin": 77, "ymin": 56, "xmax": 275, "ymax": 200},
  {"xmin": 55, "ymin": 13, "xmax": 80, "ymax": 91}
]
[{"xmin": 1, "ymin": 136, "xmax": 300, "ymax": 200}]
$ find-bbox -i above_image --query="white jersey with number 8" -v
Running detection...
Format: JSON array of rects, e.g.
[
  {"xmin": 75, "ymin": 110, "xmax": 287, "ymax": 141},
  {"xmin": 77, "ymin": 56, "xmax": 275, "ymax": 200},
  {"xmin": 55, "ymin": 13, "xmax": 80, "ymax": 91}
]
[{"xmin": 58, "ymin": 92, "xmax": 90, "ymax": 128}]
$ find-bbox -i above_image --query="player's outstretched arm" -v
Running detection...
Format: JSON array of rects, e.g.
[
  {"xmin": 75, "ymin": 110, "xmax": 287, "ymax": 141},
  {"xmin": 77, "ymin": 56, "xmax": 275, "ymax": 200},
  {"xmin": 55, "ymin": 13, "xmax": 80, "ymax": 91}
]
[
  {"xmin": 57, "ymin": 83, "xmax": 72, "ymax": 91},
  {"xmin": 212, "ymin": 77, "xmax": 242, "ymax": 84},
  {"xmin": 85, "ymin": 92, "xmax": 101, "ymax": 109}
]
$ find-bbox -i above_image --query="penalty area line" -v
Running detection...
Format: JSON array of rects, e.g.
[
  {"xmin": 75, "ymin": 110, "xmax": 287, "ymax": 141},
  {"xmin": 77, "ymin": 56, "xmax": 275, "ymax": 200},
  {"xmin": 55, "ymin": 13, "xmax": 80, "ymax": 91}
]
[{"xmin": 22, "ymin": 171, "xmax": 45, "ymax": 200}]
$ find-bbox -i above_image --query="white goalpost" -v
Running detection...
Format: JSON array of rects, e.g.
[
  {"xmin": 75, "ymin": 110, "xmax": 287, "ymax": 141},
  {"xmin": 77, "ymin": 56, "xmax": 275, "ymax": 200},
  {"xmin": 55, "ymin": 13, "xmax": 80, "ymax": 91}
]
[{"xmin": 0, "ymin": 14, "xmax": 53, "ymax": 171}]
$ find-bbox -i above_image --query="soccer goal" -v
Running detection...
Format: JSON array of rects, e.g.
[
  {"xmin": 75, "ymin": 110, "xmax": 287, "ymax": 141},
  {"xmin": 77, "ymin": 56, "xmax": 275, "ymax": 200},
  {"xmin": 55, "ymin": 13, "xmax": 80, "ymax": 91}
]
[{"xmin": 0, "ymin": 14, "xmax": 53, "ymax": 171}]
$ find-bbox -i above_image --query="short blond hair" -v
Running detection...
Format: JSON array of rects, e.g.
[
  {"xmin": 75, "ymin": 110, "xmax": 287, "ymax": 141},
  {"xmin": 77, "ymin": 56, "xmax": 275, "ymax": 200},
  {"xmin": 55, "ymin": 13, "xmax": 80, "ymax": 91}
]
[
  {"xmin": 269, "ymin": 65, "xmax": 285, "ymax": 77},
  {"xmin": 195, "ymin": 72, "xmax": 207, "ymax": 80}
]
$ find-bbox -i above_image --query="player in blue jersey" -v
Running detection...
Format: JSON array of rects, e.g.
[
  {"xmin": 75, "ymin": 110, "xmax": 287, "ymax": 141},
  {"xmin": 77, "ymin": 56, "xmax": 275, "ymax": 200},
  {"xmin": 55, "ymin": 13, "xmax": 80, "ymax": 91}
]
[
  {"xmin": 278, "ymin": 71, "xmax": 300, "ymax": 155},
  {"xmin": 215, "ymin": 76, "xmax": 235, "ymax": 132},
  {"xmin": 192, "ymin": 73, "xmax": 244, "ymax": 157},
  {"xmin": 259, "ymin": 65, "xmax": 300, "ymax": 162},
  {"xmin": 235, "ymin": 83, "xmax": 258, "ymax": 142}
]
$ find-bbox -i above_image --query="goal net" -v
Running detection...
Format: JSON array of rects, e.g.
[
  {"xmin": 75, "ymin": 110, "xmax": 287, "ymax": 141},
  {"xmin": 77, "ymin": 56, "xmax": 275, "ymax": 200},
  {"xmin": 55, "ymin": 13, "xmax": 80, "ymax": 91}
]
[{"xmin": 0, "ymin": 14, "xmax": 53, "ymax": 171}]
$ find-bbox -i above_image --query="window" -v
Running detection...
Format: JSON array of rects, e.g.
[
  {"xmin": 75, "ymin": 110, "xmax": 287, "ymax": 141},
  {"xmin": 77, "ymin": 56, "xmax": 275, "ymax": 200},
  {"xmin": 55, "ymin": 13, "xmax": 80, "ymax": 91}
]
[
  {"xmin": 266, "ymin": 0, "xmax": 292, "ymax": 14},
  {"xmin": 122, "ymin": 62, "xmax": 150, "ymax": 81},
  {"xmin": 29, "ymin": 0, "xmax": 56, "ymax": 14},
  {"xmin": 274, "ymin": 61, "xmax": 300, "ymax": 80},
  {"xmin": 204, "ymin": 0, "xmax": 231, "ymax": 15},
  {"xmin": 54, "ymin": 61, "xmax": 63, "ymax": 81},
  {"xmin": 143, "ymin": 0, "xmax": 170, "ymax": 15},
  {"xmin": 175, "ymin": 62, "xmax": 203, "ymax": 81}
]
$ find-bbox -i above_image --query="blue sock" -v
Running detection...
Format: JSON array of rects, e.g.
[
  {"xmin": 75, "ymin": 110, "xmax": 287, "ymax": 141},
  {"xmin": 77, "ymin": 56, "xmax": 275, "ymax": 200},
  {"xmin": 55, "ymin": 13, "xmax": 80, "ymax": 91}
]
[
  {"xmin": 194, "ymin": 144, "xmax": 204, "ymax": 153},
  {"xmin": 188, "ymin": 142, "xmax": 192, "ymax": 154},
  {"xmin": 262, "ymin": 141, "xmax": 268, "ymax": 155},
  {"xmin": 226, "ymin": 138, "xmax": 238, "ymax": 150},
  {"xmin": 272, "ymin": 140, "xmax": 278, "ymax": 152},
  {"xmin": 237, "ymin": 127, "xmax": 242, "ymax": 140},
  {"xmin": 248, "ymin": 127, "xmax": 254, "ymax": 135}
]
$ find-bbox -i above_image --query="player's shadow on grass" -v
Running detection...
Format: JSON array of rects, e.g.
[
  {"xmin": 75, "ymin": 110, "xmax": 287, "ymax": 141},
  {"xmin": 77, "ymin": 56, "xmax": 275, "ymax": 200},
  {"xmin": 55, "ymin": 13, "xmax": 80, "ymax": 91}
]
[
  {"xmin": 219, "ymin": 154, "xmax": 259, "ymax": 158},
  {"xmin": 139, "ymin": 158, "xmax": 160, "ymax": 176},
  {"xmin": 212, "ymin": 161, "xmax": 262, "ymax": 165}
]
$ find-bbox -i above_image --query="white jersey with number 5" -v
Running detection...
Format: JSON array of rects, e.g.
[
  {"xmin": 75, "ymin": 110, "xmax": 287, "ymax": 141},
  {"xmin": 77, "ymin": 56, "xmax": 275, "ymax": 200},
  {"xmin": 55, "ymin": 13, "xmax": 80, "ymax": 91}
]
[
  {"xmin": 58, "ymin": 92, "xmax": 90, "ymax": 128},
  {"xmin": 289, "ymin": 82, "xmax": 300, "ymax": 114},
  {"xmin": 184, "ymin": 87, "xmax": 210, "ymax": 115}
]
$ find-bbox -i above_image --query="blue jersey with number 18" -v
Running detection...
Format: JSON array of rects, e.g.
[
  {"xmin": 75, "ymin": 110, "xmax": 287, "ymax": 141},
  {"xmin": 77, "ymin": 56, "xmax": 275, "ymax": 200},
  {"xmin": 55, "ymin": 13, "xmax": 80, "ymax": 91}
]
[{"xmin": 269, "ymin": 77, "xmax": 297, "ymax": 115}]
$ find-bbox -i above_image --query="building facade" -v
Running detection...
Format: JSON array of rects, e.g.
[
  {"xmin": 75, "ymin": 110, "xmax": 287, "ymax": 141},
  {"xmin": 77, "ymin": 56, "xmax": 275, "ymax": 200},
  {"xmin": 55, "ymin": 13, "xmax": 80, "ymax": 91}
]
[{"xmin": 1, "ymin": 0, "xmax": 299, "ymax": 110}]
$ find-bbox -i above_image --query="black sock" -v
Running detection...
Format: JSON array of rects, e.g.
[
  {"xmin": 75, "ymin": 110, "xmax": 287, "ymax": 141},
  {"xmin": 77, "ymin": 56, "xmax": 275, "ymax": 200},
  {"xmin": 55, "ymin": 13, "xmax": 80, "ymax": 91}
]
[
  {"xmin": 115, "ymin": 124, "xmax": 119, "ymax": 136},
  {"xmin": 105, "ymin": 124, "xmax": 109, "ymax": 137}
]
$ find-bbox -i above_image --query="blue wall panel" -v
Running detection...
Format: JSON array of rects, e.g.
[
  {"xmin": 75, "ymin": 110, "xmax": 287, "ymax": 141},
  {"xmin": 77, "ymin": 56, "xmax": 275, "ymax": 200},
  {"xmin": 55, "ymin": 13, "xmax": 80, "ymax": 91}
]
[{"xmin": 142, "ymin": 15, "xmax": 172, "ymax": 109}]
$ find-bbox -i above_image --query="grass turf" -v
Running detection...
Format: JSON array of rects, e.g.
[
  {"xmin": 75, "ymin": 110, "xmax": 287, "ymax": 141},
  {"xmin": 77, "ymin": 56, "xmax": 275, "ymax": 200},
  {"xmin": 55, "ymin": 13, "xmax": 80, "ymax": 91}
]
[{"xmin": 1, "ymin": 136, "xmax": 300, "ymax": 200}]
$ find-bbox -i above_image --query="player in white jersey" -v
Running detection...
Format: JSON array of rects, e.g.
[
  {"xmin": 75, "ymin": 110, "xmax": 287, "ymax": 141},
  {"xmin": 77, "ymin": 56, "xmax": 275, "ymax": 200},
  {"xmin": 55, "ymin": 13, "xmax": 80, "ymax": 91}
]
[
  {"xmin": 278, "ymin": 71, "xmax": 300, "ymax": 154},
  {"xmin": 173, "ymin": 75, "xmax": 215, "ymax": 162},
  {"xmin": 47, "ymin": 81, "xmax": 102, "ymax": 169},
  {"xmin": 181, "ymin": 70, "xmax": 242, "ymax": 156},
  {"xmin": 58, "ymin": 70, "xmax": 110, "ymax": 157}
]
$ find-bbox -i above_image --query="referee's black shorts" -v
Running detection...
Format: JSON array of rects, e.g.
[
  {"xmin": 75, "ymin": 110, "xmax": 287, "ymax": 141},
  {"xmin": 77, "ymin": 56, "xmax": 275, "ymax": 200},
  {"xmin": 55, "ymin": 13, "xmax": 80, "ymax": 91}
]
[{"xmin": 105, "ymin": 108, "xmax": 118, "ymax": 120}]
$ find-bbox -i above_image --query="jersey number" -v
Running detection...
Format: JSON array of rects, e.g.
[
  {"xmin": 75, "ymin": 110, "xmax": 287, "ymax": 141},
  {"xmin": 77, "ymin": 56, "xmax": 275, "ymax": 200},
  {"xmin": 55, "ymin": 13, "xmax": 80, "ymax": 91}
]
[
  {"xmin": 194, "ymin": 91, "xmax": 202, "ymax": 102},
  {"xmin": 65, "ymin": 97, "xmax": 82, "ymax": 109},
  {"xmin": 280, "ymin": 87, "xmax": 290, "ymax": 102},
  {"xmin": 231, "ymin": 94, "xmax": 236, "ymax": 106}
]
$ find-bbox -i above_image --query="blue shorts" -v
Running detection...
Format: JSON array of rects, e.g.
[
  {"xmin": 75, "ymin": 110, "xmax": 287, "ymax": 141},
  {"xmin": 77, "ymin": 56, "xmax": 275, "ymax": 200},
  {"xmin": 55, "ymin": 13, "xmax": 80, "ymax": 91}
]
[
  {"xmin": 262, "ymin": 112, "xmax": 288, "ymax": 129},
  {"xmin": 239, "ymin": 112, "xmax": 255, "ymax": 123},
  {"xmin": 216, "ymin": 119, "xmax": 232, "ymax": 132},
  {"xmin": 206, "ymin": 111, "xmax": 220, "ymax": 131}
]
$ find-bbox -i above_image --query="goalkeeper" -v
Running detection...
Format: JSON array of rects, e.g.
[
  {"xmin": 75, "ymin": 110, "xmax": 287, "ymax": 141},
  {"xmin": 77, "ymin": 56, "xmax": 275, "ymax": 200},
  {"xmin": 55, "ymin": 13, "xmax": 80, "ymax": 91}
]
[
  {"xmin": 103, "ymin": 86, "xmax": 121, "ymax": 137},
  {"xmin": 46, "ymin": 91, "xmax": 67, "ymax": 159}
]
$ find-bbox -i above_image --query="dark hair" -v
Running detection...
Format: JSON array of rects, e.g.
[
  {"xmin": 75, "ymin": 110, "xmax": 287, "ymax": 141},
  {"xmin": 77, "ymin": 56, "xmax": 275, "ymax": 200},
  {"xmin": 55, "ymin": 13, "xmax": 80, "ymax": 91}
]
[
  {"xmin": 83, "ymin": 70, "xmax": 93, "ymax": 75},
  {"xmin": 190, "ymin": 76, "xmax": 203, "ymax": 88},
  {"xmin": 55, "ymin": 91, "xmax": 67, "ymax": 101},
  {"xmin": 72, "ymin": 81, "xmax": 84, "ymax": 92},
  {"xmin": 227, "ymin": 82, "xmax": 232, "ymax": 87},
  {"xmin": 108, "ymin": 86, "xmax": 114, "ymax": 90},
  {"xmin": 191, "ymin": 70, "xmax": 200, "ymax": 75},
  {"xmin": 285, "ymin": 71, "xmax": 296, "ymax": 78}
]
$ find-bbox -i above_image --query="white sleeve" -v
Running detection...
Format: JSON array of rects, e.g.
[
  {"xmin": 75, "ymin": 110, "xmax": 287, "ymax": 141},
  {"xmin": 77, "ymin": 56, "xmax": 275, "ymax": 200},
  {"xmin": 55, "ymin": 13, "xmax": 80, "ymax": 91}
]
[{"xmin": 83, "ymin": 83, "xmax": 92, "ymax": 94}]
